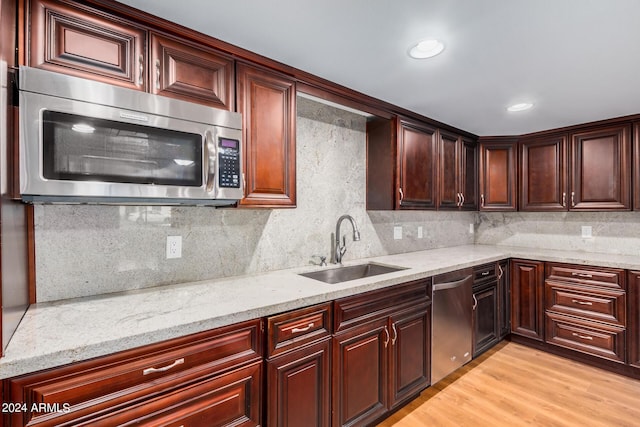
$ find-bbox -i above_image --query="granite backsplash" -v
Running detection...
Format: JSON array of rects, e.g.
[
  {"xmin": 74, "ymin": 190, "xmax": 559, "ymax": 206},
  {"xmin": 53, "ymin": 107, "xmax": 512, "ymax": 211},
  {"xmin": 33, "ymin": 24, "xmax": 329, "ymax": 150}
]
[{"xmin": 34, "ymin": 97, "xmax": 475, "ymax": 302}]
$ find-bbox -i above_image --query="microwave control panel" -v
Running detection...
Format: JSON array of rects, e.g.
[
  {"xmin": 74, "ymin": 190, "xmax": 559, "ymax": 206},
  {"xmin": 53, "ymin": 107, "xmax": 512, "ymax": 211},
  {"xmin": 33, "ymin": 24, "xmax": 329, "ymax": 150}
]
[{"xmin": 218, "ymin": 137, "xmax": 240, "ymax": 188}]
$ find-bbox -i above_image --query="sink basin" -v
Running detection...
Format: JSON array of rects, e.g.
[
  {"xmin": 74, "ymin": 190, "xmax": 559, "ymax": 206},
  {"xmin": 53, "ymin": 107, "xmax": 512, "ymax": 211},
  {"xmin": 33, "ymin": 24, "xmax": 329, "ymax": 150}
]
[{"xmin": 300, "ymin": 263, "xmax": 407, "ymax": 284}]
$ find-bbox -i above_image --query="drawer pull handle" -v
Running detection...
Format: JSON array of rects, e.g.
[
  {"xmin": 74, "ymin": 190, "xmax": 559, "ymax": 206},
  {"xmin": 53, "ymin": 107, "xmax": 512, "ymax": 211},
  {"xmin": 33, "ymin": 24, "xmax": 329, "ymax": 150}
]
[
  {"xmin": 572, "ymin": 332, "xmax": 593, "ymax": 341},
  {"xmin": 571, "ymin": 272, "xmax": 593, "ymax": 279},
  {"xmin": 481, "ymin": 271, "xmax": 490, "ymax": 276},
  {"xmin": 571, "ymin": 299, "xmax": 593, "ymax": 306},
  {"xmin": 143, "ymin": 358, "xmax": 185, "ymax": 375},
  {"xmin": 291, "ymin": 322, "xmax": 314, "ymax": 333}
]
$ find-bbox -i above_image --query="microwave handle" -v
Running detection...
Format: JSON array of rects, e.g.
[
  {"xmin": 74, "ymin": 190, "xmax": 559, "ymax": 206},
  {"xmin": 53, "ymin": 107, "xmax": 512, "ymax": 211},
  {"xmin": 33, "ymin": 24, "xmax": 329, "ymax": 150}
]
[{"xmin": 204, "ymin": 130, "xmax": 216, "ymax": 193}]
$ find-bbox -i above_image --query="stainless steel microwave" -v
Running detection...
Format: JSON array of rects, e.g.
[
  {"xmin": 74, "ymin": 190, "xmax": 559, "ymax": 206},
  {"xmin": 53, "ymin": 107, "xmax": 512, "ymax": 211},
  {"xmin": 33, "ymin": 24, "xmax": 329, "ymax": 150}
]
[{"xmin": 18, "ymin": 66, "xmax": 243, "ymax": 205}]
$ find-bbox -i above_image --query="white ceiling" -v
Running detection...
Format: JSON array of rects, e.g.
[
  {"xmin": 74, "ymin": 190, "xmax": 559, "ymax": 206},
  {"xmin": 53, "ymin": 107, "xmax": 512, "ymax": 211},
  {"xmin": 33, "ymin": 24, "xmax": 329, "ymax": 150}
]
[{"xmin": 116, "ymin": 0, "xmax": 640, "ymax": 136}]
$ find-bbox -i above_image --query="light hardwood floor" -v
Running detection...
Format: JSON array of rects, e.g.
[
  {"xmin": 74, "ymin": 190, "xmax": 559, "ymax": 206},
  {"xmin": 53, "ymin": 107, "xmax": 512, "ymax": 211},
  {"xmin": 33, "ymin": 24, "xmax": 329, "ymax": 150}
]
[{"xmin": 378, "ymin": 341, "xmax": 640, "ymax": 427}]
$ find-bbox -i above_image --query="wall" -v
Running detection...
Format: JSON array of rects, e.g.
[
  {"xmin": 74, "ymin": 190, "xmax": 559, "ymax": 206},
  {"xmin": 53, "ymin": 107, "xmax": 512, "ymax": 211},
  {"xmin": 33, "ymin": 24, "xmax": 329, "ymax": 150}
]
[
  {"xmin": 476, "ymin": 211, "xmax": 640, "ymax": 256},
  {"xmin": 33, "ymin": 96, "xmax": 475, "ymax": 302}
]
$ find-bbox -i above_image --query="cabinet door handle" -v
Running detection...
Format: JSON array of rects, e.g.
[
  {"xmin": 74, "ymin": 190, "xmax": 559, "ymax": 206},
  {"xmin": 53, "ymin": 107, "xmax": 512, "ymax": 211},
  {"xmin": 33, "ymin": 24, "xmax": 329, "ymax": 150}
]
[
  {"xmin": 562, "ymin": 192, "xmax": 566, "ymax": 207},
  {"xmin": 391, "ymin": 323, "xmax": 398, "ymax": 345},
  {"xmin": 138, "ymin": 54, "xmax": 144, "ymax": 87},
  {"xmin": 155, "ymin": 59, "xmax": 161, "ymax": 90},
  {"xmin": 291, "ymin": 322, "xmax": 314, "ymax": 333},
  {"xmin": 480, "ymin": 194, "xmax": 485, "ymax": 208},
  {"xmin": 472, "ymin": 294, "xmax": 478, "ymax": 310},
  {"xmin": 497, "ymin": 263, "xmax": 504, "ymax": 280},
  {"xmin": 399, "ymin": 188, "xmax": 404, "ymax": 204},
  {"xmin": 143, "ymin": 358, "xmax": 184, "ymax": 375},
  {"xmin": 571, "ymin": 272, "xmax": 593, "ymax": 279},
  {"xmin": 571, "ymin": 299, "xmax": 593, "ymax": 306},
  {"xmin": 571, "ymin": 191, "xmax": 576, "ymax": 207},
  {"xmin": 572, "ymin": 332, "xmax": 593, "ymax": 341},
  {"xmin": 460, "ymin": 193, "xmax": 465, "ymax": 206},
  {"xmin": 383, "ymin": 326, "xmax": 390, "ymax": 348}
]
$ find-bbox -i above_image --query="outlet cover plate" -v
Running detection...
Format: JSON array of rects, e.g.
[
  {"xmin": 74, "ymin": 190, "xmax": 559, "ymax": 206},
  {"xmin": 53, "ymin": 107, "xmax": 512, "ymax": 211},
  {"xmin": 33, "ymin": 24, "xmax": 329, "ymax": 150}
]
[
  {"xmin": 394, "ymin": 226, "xmax": 402, "ymax": 240},
  {"xmin": 166, "ymin": 235, "xmax": 182, "ymax": 259}
]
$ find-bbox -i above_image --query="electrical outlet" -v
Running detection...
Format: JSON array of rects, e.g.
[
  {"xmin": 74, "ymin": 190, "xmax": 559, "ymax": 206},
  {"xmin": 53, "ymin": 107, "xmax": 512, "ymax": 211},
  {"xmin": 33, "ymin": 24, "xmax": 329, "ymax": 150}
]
[
  {"xmin": 417, "ymin": 226, "xmax": 423, "ymax": 239},
  {"xmin": 166, "ymin": 235, "xmax": 182, "ymax": 259},
  {"xmin": 581, "ymin": 225, "xmax": 593, "ymax": 239},
  {"xmin": 394, "ymin": 226, "xmax": 403, "ymax": 240}
]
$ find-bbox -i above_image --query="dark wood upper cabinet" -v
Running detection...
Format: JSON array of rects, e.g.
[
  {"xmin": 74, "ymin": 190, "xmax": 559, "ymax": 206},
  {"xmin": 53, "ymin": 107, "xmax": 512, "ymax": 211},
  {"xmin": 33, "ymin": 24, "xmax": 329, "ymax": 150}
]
[
  {"xmin": 397, "ymin": 119, "xmax": 437, "ymax": 209},
  {"xmin": 519, "ymin": 134, "xmax": 568, "ymax": 211},
  {"xmin": 236, "ymin": 62, "xmax": 296, "ymax": 207},
  {"xmin": 460, "ymin": 137, "xmax": 478, "ymax": 210},
  {"xmin": 437, "ymin": 132, "xmax": 477, "ymax": 210},
  {"xmin": 635, "ymin": 123, "xmax": 640, "ymax": 211},
  {"xmin": 29, "ymin": 0, "xmax": 237, "ymax": 111},
  {"xmin": 29, "ymin": 0, "xmax": 147, "ymax": 90},
  {"xmin": 478, "ymin": 139, "xmax": 517, "ymax": 211},
  {"xmin": 570, "ymin": 124, "xmax": 631, "ymax": 211},
  {"xmin": 150, "ymin": 33, "xmax": 234, "ymax": 110}
]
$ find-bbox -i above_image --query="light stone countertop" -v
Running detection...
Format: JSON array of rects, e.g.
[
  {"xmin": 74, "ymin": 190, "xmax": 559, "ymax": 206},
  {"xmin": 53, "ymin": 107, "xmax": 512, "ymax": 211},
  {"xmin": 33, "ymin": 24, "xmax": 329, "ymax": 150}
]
[{"xmin": 3, "ymin": 243, "xmax": 640, "ymax": 379}]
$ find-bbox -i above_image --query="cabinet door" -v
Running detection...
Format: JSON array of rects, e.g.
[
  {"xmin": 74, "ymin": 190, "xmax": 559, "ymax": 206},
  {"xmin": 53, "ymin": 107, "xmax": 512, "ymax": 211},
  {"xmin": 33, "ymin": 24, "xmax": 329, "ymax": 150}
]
[
  {"xmin": 634, "ymin": 123, "xmax": 640, "ymax": 211},
  {"xmin": 520, "ymin": 134, "xmax": 568, "ymax": 211},
  {"xmin": 478, "ymin": 140, "xmax": 517, "ymax": 211},
  {"xmin": 150, "ymin": 33, "xmax": 234, "ymax": 110},
  {"xmin": 437, "ymin": 131, "xmax": 459, "ymax": 210},
  {"xmin": 473, "ymin": 282, "xmax": 499, "ymax": 356},
  {"xmin": 332, "ymin": 318, "xmax": 389, "ymax": 427},
  {"xmin": 511, "ymin": 259, "xmax": 545, "ymax": 341},
  {"xmin": 498, "ymin": 260, "xmax": 511, "ymax": 339},
  {"xmin": 389, "ymin": 306, "xmax": 430, "ymax": 408},
  {"xmin": 628, "ymin": 271, "xmax": 640, "ymax": 368},
  {"xmin": 29, "ymin": 0, "xmax": 146, "ymax": 90},
  {"xmin": 460, "ymin": 137, "xmax": 478, "ymax": 210},
  {"xmin": 570, "ymin": 125, "xmax": 631, "ymax": 210},
  {"xmin": 236, "ymin": 62, "xmax": 296, "ymax": 207},
  {"xmin": 267, "ymin": 339, "xmax": 331, "ymax": 427},
  {"xmin": 397, "ymin": 119, "xmax": 437, "ymax": 209}
]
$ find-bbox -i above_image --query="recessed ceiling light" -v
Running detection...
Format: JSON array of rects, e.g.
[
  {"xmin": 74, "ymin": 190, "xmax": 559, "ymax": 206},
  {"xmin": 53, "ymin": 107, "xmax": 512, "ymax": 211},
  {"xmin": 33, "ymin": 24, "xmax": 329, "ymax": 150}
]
[
  {"xmin": 409, "ymin": 39, "xmax": 445, "ymax": 59},
  {"xmin": 507, "ymin": 103, "xmax": 534, "ymax": 112}
]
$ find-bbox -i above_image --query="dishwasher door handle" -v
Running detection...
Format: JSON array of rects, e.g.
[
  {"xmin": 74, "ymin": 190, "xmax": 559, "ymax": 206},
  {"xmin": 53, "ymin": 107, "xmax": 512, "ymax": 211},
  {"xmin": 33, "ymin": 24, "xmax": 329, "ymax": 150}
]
[{"xmin": 432, "ymin": 275, "xmax": 472, "ymax": 292}]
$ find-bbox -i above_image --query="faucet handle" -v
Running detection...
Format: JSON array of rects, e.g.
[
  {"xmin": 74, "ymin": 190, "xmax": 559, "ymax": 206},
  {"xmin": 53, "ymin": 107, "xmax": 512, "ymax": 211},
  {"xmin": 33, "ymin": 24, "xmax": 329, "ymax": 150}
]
[{"xmin": 312, "ymin": 255, "xmax": 327, "ymax": 266}]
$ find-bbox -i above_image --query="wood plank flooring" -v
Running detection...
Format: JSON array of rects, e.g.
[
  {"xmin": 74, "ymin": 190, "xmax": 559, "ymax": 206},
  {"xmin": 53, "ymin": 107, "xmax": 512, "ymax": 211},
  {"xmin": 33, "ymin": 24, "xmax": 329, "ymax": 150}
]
[{"xmin": 378, "ymin": 341, "xmax": 640, "ymax": 427}]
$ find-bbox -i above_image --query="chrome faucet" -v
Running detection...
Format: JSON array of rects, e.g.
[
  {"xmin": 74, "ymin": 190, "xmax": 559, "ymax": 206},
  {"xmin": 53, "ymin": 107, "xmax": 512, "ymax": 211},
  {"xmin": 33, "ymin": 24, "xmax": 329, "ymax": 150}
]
[{"xmin": 335, "ymin": 214, "xmax": 361, "ymax": 264}]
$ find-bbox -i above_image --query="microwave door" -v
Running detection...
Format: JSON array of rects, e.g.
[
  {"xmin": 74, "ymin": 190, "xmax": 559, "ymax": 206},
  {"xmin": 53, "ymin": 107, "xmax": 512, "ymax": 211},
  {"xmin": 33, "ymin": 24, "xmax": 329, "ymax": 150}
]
[{"xmin": 41, "ymin": 110, "xmax": 204, "ymax": 189}]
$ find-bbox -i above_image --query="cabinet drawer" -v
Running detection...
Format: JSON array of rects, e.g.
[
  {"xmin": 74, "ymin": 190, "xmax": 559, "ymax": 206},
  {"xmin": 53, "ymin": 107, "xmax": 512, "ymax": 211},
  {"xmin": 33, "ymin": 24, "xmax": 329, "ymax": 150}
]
[
  {"xmin": 545, "ymin": 281, "xmax": 626, "ymax": 326},
  {"xmin": 545, "ymin": 263, "xmax": 625, "ymax": 290},
  {"xmin": 474, "ymin": 262, "xmax": 498, "ymax": 283},
  {"xmin": 267, "ymin": 302, "xmax": 332, "ymax": 358},
  {"xmin": 6, "ymin": 319, "xmax": 262, "ymax": 426},
  {"xmin": 334, "ymin": 280, "xmax": 431, "ymax": 332},
  {"xmin": 77, "ymin": 360, "xmax": 262, "ymax": 427},
  {"xmin": 545, "ymin": 312, "xmax": 625, "ymax": 363}
]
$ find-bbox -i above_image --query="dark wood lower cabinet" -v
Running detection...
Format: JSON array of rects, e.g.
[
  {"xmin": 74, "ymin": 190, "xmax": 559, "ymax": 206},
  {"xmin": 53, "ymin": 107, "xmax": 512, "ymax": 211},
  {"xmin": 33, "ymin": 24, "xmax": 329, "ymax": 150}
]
[
  {"xmin": 3, "ymin": 320, "xmax": 263, "ymax": 427},
  {"xmin": 629, "ymin": 271, "xmax": 640, "ymax": 368},
  {"xmin": 498, "ymin": 260, "xmax": 511, "ymax": 338},
  {"xmin": 510, "ymin": 259, "xmax": 545, "ymax": 341},
  {"xmin": 332, "ymin": 318, "xmax": 389, "ymax": 427},
  {"xmin": 332, "ymin": 280, "xmax": 431, "ymax": 427},
  {"xmin": 266, "ymin": 338, "xmax": 331, "ymax": 427},
  {"xmin": 389, "ymin": 306, "xmax": 431, "ymax": 408},
  {"xmin": 473, "ymin": 281, "xmax": 499, "ymax": 357}
]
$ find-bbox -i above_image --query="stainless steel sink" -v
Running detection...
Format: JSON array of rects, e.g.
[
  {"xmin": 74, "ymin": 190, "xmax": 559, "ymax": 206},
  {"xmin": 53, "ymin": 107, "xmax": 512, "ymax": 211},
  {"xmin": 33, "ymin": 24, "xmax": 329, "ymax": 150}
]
[{"xmin": 299, "ymin": 263, "xmax": 407, "ymax": 284}]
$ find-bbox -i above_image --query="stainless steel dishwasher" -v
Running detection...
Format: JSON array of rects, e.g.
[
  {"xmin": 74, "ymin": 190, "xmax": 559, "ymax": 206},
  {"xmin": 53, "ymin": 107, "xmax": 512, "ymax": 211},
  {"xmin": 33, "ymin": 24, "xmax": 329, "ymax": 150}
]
[{"xmin": 431, "ymin": 268, "xmax": 474, "ymax": 384}]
